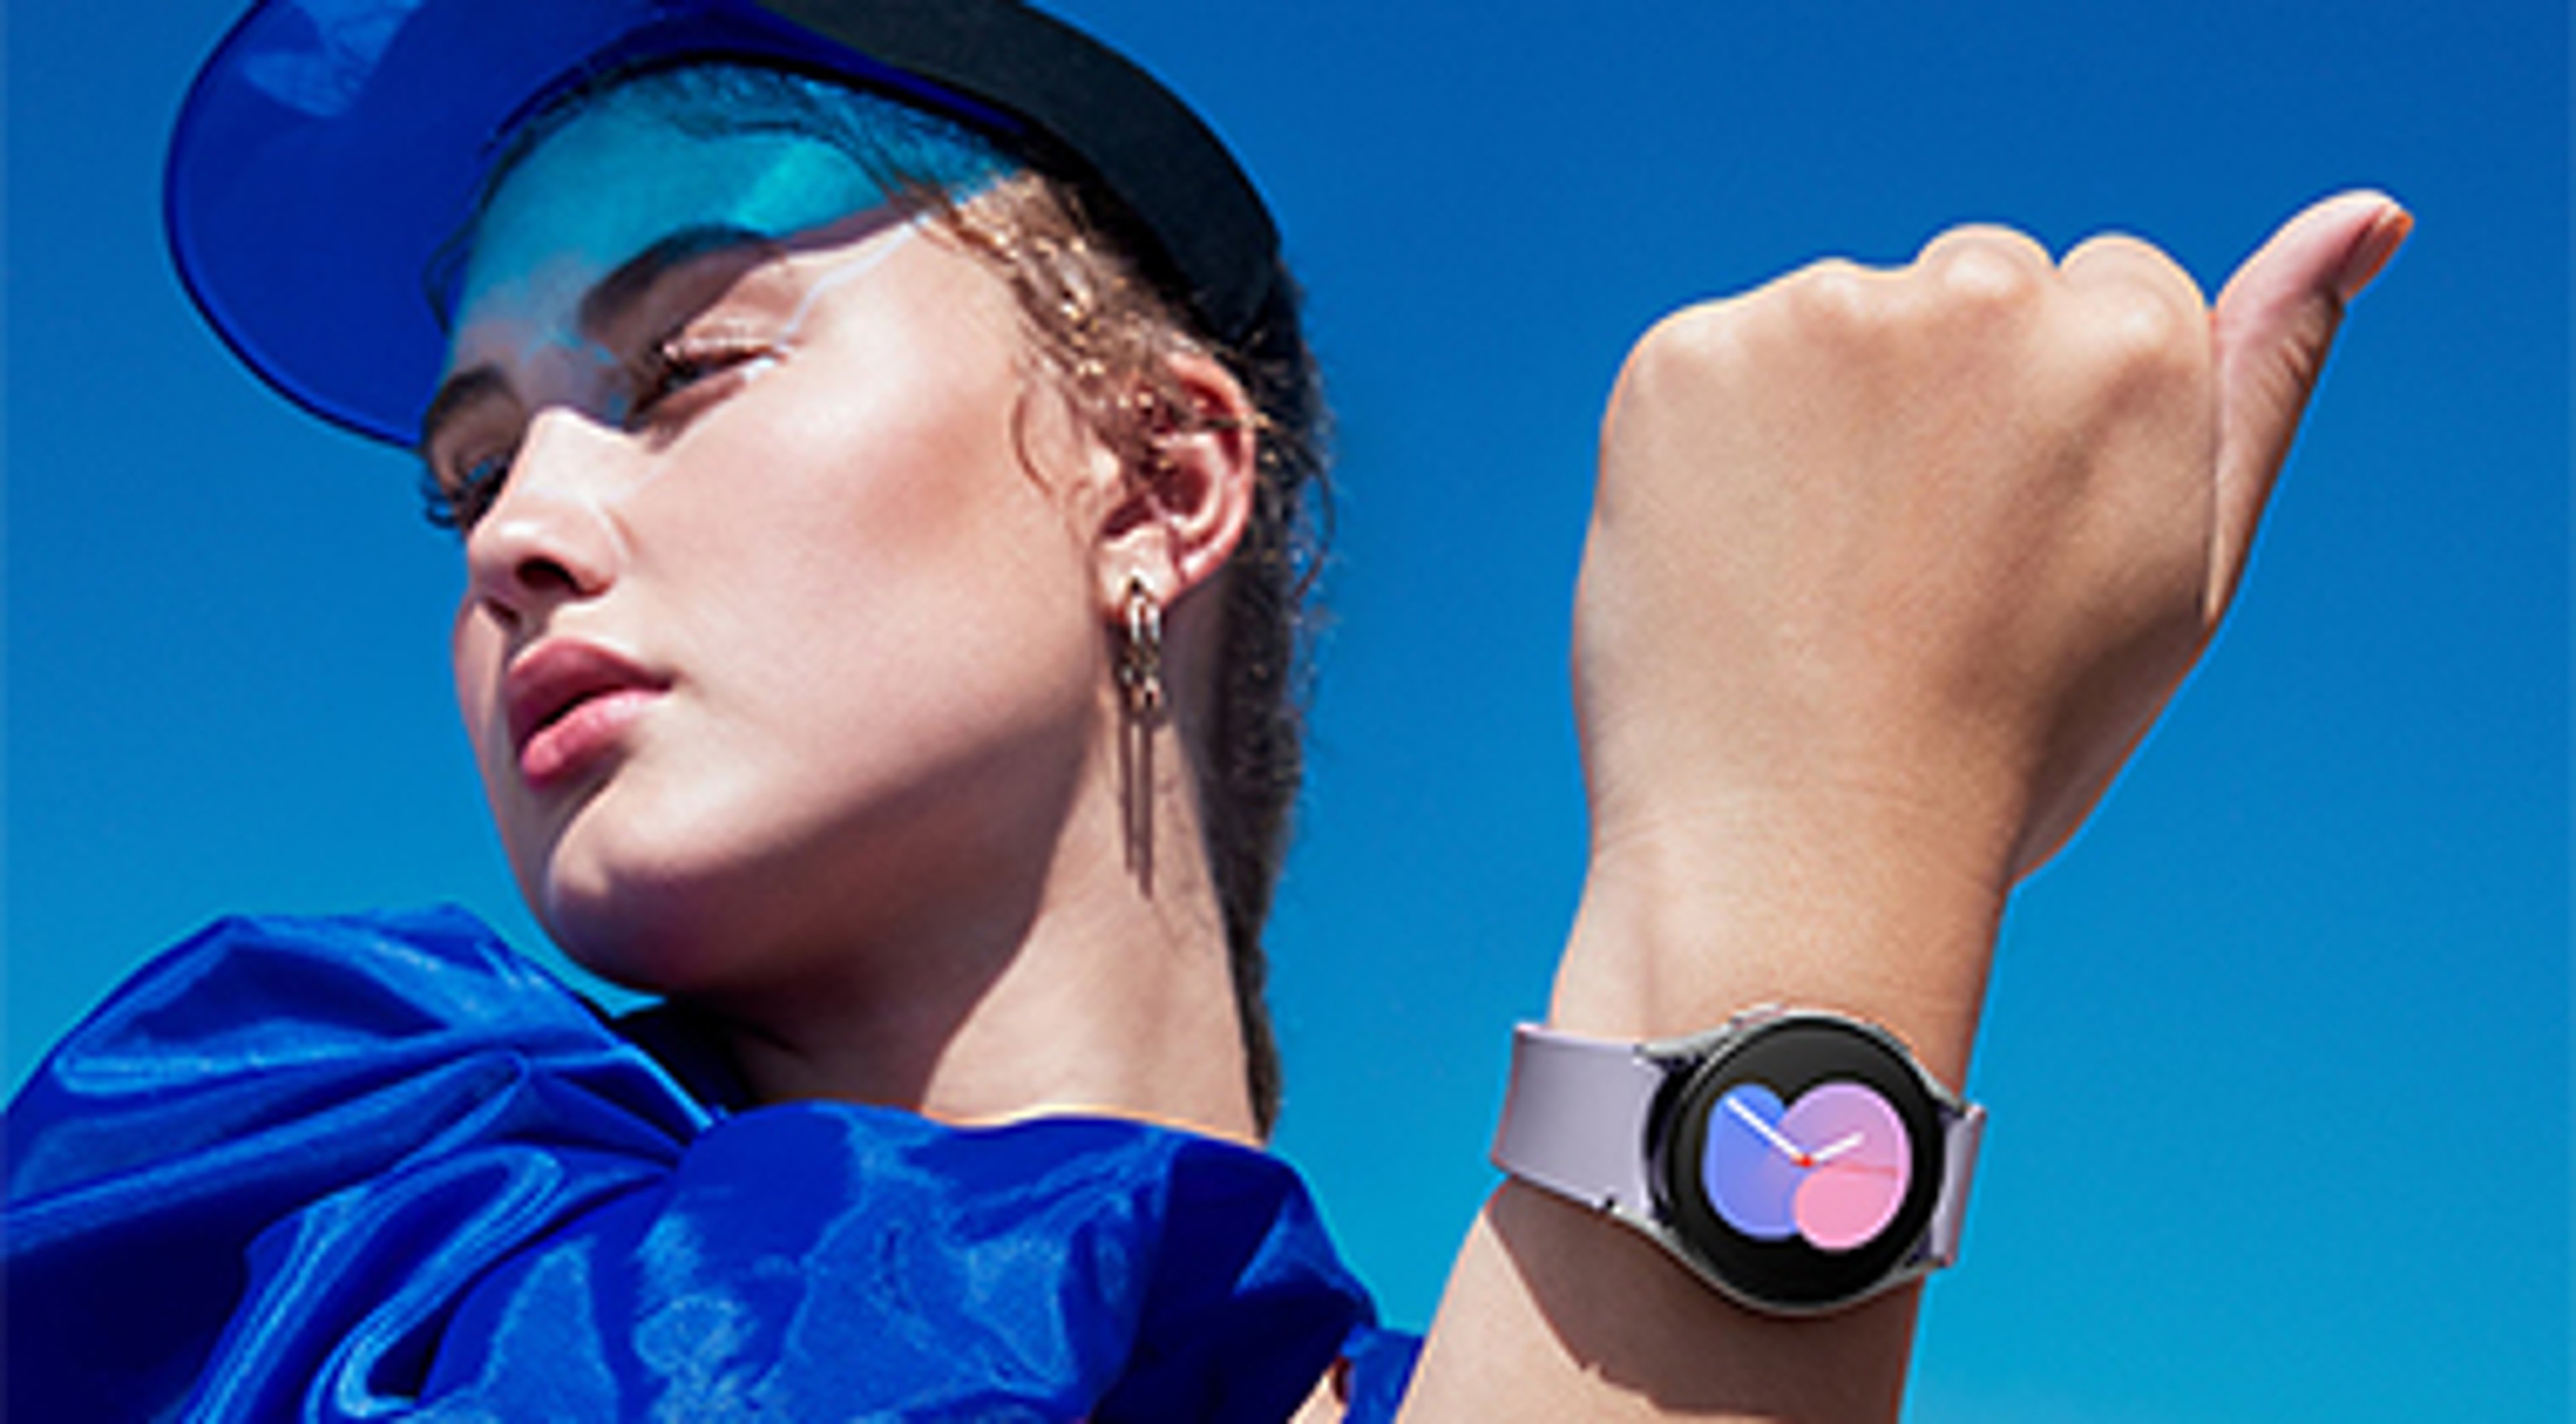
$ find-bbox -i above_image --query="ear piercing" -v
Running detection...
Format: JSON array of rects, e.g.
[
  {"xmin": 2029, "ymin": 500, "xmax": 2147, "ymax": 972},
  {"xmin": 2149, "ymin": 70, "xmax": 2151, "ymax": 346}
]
[{"xmin": 1118, "ymin": 576, "xmax": 1163, "ymax": 716}]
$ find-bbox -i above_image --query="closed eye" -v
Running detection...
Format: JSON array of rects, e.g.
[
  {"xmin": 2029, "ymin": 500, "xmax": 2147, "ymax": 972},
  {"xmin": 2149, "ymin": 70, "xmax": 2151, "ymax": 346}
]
[
  {"xmin": 417, "ymin": 365, "xmax": 520, "ymax": 533},
  {"xmin": 625, "ymin": 332, "xmax": 780, "ymax": 429},
  {"xmin": 427, "ymin": 445, "xmax": 518, "ymax": 532}
]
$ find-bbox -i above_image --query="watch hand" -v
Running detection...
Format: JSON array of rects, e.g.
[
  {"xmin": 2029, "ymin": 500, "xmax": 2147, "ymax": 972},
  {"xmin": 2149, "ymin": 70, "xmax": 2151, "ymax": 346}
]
[
  {"xmin": 1807, "ymin": 1131, "xmax": 1866, "ymax": 1165},
  {"xmin": 1725, "ymin": 1094, "xmax": 1812, "ymax": 1166}
]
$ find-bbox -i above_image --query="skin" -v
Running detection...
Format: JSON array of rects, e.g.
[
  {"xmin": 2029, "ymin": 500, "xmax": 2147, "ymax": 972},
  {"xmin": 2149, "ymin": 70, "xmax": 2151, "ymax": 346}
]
[
  {"xmin": 435, "ymin": 205, "xmax": 1270, "ymax": 1141},
  {"xmin": 432, "ymin": 100, "xmax": 2408, "ymax": 1418},
  {"xmin": 1399, "ymin": 191, "xmax": 2410, "ymax": 1419}
]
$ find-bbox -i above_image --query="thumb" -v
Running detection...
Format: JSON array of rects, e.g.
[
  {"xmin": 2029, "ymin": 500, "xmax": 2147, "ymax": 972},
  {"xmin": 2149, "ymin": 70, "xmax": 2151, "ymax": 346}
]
[{"xmin": 2206, "ymin": 189, "xmax": 2412, "ymax": 615}]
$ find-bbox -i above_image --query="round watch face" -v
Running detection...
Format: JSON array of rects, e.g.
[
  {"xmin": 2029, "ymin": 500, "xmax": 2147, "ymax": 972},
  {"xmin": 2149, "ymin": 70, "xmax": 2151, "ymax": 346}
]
[{"xmin": 1659, "ymin": 1015, "xmax": 1947, "ymax": 1313}]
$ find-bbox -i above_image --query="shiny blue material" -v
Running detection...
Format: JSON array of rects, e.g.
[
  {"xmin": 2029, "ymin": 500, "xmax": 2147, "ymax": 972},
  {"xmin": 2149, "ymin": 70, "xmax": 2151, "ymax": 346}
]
[{"xmin": 6, "ymin": 908, "xmax": 1415, "ymax": 1419}]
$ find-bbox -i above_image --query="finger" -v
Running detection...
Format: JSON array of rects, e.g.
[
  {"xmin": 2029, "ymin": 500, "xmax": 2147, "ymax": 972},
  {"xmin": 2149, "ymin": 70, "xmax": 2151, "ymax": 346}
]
[
  {"xmin": 1913, "ymin": 223, "xmax": 2054, "ymax": 302},
  {"xmin": 2059, "ymin": 232, "xmax": 2210, "ymax": 384},
  {"xmin": 2061, "ymin": 231, "xmax": 2206, "ymax": 315},
  {"xmin": 2206, "ymin": 189, "xmax": 2413, "ymax": 613}
]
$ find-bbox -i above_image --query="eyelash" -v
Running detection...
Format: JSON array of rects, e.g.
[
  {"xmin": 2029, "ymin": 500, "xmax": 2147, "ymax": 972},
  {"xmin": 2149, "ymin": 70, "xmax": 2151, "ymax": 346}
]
[
  {"xmin": 423, "ymin": 332, "xmax": 777, "ymax": 532},
  {"xmin": 629, "ymin": 331, "xmax": 775, "ymax": 421},
  {"xmin": 425, "ymin": 450, "xmax": 511, "ymax": 532}
]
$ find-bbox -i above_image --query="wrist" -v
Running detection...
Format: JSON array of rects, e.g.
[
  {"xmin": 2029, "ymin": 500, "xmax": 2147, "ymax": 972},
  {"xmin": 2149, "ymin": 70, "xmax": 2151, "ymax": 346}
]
[{"xmin": 1552, "ymin": 789, "xmax": 2012, "ymax": 1086}]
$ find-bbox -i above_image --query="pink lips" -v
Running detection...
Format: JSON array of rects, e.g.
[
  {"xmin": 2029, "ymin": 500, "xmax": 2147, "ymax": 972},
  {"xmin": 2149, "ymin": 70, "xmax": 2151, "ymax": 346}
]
[{"xmin": 504, "ymin": 640, "xmax": 668, "ymax": 788}]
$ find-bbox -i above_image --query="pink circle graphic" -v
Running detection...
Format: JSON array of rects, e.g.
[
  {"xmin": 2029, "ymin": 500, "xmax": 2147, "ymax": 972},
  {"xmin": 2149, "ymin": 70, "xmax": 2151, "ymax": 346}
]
[{"xmin": 1780, "ymin": 1083, "xmax": 1909, "ymax": 1250}]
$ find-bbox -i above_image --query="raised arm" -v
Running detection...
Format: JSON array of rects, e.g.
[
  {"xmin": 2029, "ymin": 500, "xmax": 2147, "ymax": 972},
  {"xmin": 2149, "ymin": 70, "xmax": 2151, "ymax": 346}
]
[{"xmin": 1398, "ymin": 191, "xmax": 2410, "ymax": 1421}]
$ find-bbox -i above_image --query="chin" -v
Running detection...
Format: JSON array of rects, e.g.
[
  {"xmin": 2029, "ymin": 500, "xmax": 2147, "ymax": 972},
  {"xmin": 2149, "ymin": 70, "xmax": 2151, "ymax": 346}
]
[
  {"xmin": 500, "ymin": 768, "xmax": 775, "ymax": 993},
  {"xmin": 508, "ymin": 806, "xmax": 754, "ymax": 997},
  {"xmin": 520, "ymin": 805, "xmax": 894, "ymax": 1005},
  {"xmin": 501, "ymin": 728, "xmax": 1079, "ymax": 1001},
  {"xmin": 536, "ymin": 869, "xmax": 704, "ymax": 994}
]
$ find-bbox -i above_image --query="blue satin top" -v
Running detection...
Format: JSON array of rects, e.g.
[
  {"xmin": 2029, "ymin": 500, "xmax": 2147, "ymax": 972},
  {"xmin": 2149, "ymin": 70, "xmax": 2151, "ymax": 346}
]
[{"xmin": 5, "ymin": 908, "xmax": 1419, "ymax": 1420}]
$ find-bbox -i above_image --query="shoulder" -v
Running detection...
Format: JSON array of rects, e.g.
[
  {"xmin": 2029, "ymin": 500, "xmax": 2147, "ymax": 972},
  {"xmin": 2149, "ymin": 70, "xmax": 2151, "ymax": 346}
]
[
  {"xmin": 2, "ymin": 909, "xmax": 708, "ymax": 1419},
  {"xmin": 7, "ymin": 906, "xmax": 692, "ymax": 1198},
  {"xmin": 74, "ymin": 905, "xmax": 582, "ymax": 1031},
  {"xmin": 44, "ymin": 906, "xmax": 594, "ymax": 1061}
]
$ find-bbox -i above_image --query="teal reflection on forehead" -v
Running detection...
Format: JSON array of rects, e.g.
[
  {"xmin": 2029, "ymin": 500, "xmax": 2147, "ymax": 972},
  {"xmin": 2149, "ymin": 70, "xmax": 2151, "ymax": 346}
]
[{"xmin": 454, "ymin": 70, "xmax": 1009, "ymax": 341}]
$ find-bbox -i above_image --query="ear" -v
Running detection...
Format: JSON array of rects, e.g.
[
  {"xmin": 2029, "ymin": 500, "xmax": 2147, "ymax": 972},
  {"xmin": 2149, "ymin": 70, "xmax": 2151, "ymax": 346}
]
[{"xmin": 1094, "ymin": 350, "xmax": 1258, "ymax": 611}]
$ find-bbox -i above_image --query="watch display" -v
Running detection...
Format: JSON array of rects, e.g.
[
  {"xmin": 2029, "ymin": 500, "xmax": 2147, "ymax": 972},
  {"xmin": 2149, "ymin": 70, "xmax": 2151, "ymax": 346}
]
[
  {"xmin": 1658, "ymin": 1015, "xmax": 1948, "ymax": 1313},
  {"xmin": 1706, "ymin": 1080, "xmax": 1909, "ymax": 1250}
]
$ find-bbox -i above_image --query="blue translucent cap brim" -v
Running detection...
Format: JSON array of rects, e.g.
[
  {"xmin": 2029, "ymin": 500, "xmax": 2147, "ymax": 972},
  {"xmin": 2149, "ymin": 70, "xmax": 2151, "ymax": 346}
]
[
  {"xmin": 168, "ymin": 0, "xmax": 1279, "ymax": 447},
  {"xmin": 448, "ymin": 68, "xmax": 1003, "ymax": 372}
]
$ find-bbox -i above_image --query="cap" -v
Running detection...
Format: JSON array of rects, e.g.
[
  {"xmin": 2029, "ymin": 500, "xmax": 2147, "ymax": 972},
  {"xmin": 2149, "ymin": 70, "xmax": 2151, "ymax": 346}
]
[{"xmin": 167, "ymin": 0, "xmax": 1279, "ymax": 445}]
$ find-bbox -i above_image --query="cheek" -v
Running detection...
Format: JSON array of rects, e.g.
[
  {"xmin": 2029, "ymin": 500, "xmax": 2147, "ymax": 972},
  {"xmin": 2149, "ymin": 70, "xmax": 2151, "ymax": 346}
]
[
  {"xmin": 449, "ymin": 605, "xmax": 496, "ymax": 753},
  {"xmin": 696, "ymin": 337, "xmax": 1080, "ymax": 609},
  {"xmin": 681, "ymin": 380, "xmax": 1102, "ymax": 761},
  {"xmin": 448, "ymin": 607, "xmax": 521, "ymax": 817}
]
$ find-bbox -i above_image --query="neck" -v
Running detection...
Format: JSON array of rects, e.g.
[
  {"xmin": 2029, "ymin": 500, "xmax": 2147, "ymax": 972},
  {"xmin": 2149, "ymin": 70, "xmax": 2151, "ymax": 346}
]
[{"xmin": 712, "ymin": 706, "xmax": 1260, "ymax": 1143}]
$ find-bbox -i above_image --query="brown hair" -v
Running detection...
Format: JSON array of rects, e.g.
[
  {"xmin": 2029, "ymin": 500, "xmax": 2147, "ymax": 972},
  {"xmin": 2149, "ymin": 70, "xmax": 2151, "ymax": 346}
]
[{"xmin": 936, "ymin": 172, "xmax": 1326, "ymax": 1136}]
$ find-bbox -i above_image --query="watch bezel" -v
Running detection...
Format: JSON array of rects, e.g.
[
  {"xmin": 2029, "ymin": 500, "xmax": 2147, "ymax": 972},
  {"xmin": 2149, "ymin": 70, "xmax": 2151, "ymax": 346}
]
[{"xmin": 1650, "ymin": 1013, "xmax": 1951, "ymax": 1314}]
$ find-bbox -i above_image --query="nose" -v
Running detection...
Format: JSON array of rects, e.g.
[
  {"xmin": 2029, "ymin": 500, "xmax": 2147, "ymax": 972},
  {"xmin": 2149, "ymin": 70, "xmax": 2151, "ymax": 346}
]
[{"xmin": 461, "ymin": 407, "xmax": 631, "ymax": 631}]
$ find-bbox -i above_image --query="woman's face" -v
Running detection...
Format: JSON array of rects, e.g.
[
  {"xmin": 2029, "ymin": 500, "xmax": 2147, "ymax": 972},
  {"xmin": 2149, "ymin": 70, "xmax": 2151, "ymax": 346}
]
[{"xmin": 431, "ymin": 121, "xmax": 1119, "ymax": 996}]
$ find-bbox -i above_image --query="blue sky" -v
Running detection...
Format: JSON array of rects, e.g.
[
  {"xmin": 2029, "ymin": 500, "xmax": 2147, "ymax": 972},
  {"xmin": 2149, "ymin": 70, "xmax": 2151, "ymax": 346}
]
[{"xmin": 7, "ymin": 1, "xmax": 2565, "ymax": 1418}]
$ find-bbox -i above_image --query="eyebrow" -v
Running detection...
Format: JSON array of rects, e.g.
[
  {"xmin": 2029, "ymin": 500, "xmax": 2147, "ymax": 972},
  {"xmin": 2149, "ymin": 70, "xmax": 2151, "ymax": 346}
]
[
  {"xmin": 417, "ymin": 366, "xmax": 508, "ymax": 459},
  {"xmin": 576, "ymin": 223, "xmax": 775, "ymax": 342},
  {"xmin": 418, "ymin": 223, "xmax": 776, "ymax": 452}
]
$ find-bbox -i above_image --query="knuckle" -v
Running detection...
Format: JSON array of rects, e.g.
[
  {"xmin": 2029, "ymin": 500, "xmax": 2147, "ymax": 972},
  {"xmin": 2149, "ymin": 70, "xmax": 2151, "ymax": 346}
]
[
  {"xmin": 1625, "ymin": 300, "xmax": 1733, "ymax": 387},
  {"xmin": 1917, "ymin": 224, "xmax": 2051, "ymax": 311},
  {"xmin": 1611, "ymin": 299, "xmax": 1749, "ymax": 429},
  {"xmin": 2074, "ymin": 234, "xmax": 2199, "ymax": 281},
  {"xmin": 2060, "ymin": 232, "xmax": 2207, "ymax": 363},
  {"xmin": 1935, "ymin": 245, "xmax": 2042, "ymax": 310},
  {"xmin": 1780, "ymin": 256, "xmax": 1882, "ymax": 334},
  {"xmin": 2062, "ymin": 230, "xmax": 2170, "ymax": 276},
  {"xmin": 2086, "ymin": 281, "xmax": 2199, "ymax": 373},
  {"xmin": 2068, "ymin": 298, "xmax": 2206, "ymax": 403}
]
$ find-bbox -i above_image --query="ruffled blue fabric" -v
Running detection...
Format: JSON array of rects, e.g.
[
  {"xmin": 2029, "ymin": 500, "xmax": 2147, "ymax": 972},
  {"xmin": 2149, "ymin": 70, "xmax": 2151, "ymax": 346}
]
[{"xmin": 6, "ymin": 907, "xmax": 1416, "ymax": 1420}]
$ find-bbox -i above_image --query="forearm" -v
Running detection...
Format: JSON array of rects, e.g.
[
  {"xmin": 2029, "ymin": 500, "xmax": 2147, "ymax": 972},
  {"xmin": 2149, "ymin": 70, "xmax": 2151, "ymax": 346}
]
[{"xmin": 1407, "ymin": 1188, "xmax": 1924, "ymax": 1422}]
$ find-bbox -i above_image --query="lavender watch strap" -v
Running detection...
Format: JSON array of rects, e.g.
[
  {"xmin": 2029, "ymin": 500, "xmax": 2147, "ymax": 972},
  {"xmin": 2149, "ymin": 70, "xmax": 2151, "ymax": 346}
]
[
  {"xmin": 1490, "ymin": 1023, "xmax": 1668, "ymax": 1223},
  {"xmin": 1926, "ymin": 1101, "xmax": 1986, "ymax": 1267}
]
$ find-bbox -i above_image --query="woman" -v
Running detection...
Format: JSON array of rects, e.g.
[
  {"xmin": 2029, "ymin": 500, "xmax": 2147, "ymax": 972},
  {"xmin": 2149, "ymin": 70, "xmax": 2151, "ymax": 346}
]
[
  {"xmin": 15, "ymin": 4, "xmax": 1399, "ymax": 1417},
  {"xmin": 7, "ymin": 0, "xmax": 2403, "ymax": 1419}
]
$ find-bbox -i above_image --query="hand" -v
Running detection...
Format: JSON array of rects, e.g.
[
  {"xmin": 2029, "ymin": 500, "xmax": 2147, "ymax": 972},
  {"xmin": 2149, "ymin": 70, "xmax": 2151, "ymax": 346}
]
[
  {"xmin": 1725, "ymin": 1092, "xmax": 1814, "ymax": 1165},
  {"xmin": 1805, "ymin": 1132, "xmax": 1864, "ymax": 1168},
  {"xmin": 1558, "ymin": 193, "xmax": 2408, "ymax": 1048},
  {"xmin": 1409, "ymin": 193, "xmax": 2407, "ymax": 1424}
]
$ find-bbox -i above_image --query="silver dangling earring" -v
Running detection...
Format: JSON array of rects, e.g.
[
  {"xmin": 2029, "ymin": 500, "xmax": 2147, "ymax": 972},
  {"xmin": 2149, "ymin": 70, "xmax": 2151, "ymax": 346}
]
[
  {"xmin": 1118, "ymin": 576, "xmax": 1164, "ymax": 717},
  {"xmin": 1116, "ymin": 575, "xmax": 1163, "ymax": 888}
]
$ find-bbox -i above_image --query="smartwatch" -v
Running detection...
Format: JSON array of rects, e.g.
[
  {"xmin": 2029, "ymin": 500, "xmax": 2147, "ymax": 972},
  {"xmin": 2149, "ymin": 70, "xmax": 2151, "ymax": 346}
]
[{"xmin": 1491, "ymin": 1007, "xmax": 1984, "ymax": 1315}]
